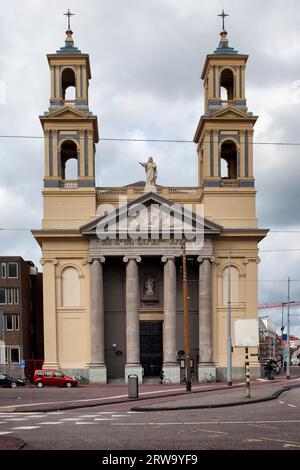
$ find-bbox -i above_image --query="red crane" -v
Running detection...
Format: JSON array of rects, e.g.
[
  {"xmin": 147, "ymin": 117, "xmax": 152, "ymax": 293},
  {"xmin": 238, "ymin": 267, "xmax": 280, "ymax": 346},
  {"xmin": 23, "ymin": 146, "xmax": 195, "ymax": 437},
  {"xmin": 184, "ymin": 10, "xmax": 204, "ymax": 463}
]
[{"xmin": 258, "ymin": 302, "xmax": 300, "ymax": 310}]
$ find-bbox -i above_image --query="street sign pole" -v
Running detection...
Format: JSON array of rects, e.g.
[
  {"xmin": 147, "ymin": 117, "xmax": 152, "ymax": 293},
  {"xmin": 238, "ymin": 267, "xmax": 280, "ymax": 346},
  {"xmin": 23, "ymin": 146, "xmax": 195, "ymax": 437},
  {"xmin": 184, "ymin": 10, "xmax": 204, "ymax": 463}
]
[
  {"xmin": 286, "ymin": 277, "xmax": 291, "ymax": 380},
  {"xmin": 245, "ymin": 347, "xmax": 251, "ymax": 398}
]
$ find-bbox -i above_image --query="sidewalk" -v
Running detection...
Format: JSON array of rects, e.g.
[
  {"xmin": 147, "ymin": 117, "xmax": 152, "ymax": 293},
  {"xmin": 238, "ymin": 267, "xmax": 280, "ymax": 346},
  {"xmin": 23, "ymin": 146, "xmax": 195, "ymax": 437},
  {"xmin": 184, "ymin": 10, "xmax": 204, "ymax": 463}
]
[
  {"xmin": 0, "ymin": 381, "xmax": 245, "ymax": 413},
  {"xmin": 131, "ymin": 379, "xmax": 300, "ymax": 412},
  {"xmin": 0, "ymin": 378, "xmax": 299, "ymax": 413}
]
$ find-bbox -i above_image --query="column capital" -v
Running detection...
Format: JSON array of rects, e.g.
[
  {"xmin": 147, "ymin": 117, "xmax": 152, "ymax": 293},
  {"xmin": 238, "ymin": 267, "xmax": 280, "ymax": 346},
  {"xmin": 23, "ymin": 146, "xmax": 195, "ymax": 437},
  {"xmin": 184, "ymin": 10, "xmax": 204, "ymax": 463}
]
[
  {"xmin": 40, "ymin": 258, "xmax": 58, "ymax": 266},
  {"xmin": 123, "ymin": 255, "xmax": 141, "ymax": 263},
  {"xmin": 161, "ymin": 255, "xmax": 176, "ymax": 263},
  {"xmin": 197, "ymin": 256, "xmax": 215, "ymax": 264},
  {"xmin": 87, "ymin": 256, "xmax": 105, "ymax": 264}
]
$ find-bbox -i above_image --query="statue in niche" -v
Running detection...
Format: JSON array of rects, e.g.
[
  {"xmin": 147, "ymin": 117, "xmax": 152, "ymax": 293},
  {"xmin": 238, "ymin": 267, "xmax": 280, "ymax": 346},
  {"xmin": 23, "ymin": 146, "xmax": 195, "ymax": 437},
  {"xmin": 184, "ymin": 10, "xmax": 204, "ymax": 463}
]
[{"xmin": 145, "ymin": 277, "xmax": 155, "ymax": 296}]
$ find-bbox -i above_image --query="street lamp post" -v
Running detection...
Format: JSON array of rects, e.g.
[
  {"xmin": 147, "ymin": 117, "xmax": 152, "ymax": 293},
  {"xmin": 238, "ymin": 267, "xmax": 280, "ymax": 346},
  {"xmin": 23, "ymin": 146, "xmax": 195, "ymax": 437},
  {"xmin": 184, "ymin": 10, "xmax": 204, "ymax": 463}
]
[
  {"xmin": 227, "ymin": 250, "xmax": 232, "ymax": 387},
  {"xmin": 287, "ymin": 277, "xmax": 291, "ymax": 379}
]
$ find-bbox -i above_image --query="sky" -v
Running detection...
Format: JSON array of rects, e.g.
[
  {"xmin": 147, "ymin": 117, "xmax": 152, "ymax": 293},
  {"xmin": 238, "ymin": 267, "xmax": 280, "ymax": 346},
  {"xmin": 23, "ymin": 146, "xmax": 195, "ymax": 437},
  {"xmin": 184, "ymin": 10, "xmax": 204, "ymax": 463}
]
[{"xmin": 0, "ymin": 0, "xmax": 300, "ymax": 336}]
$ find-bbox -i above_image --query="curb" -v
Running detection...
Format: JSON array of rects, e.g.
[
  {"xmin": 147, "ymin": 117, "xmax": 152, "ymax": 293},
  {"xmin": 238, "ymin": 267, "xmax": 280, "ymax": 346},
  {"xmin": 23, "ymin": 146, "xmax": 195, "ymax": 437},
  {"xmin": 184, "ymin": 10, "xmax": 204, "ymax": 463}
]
[
  {"xmin": 131, "ymin": 383, "xmax": 300, "ymax": 412},
  {"xmin": 0, "ymin": 437, "xmax": 26, "ymax": 451}
]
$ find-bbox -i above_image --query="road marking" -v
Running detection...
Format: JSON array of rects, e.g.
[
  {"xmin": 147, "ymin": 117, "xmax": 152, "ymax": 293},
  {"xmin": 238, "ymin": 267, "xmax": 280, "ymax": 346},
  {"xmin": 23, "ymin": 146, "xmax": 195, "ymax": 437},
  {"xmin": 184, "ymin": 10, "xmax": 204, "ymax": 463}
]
[
  {"xmin": 75, "ymin": 421, "xmax": 98, "ymax": 425},
  {"xmin": 38, "ymin": 422, "xmax": 63, "ymax": 425},
  {"xmin": 94, "ymin": 418, "xmax": 114, "ymax": 421},
  {"xmin": 5, "ymin": 418, "xmax": 30, "ymax": 421},
  {"xmin": 111, "ymin": 414, "xmax": 128, "ymax": 418},
  {"xmin": 184, "ymin": 420, "xmax": 300, "ymax": 425},
  {"xmin": 78, "ymin": 414, "xmax": 100, "ymax": 418},
  {"xmin": 148, "ymin": 422, "xmax": 182, "ymax": 426},
  {"xmin": 11, "ymin": 426, "xmax": 41, "ymax": 430},
  {"xmin": 108, "ymin": 419, "xmax": 300, "ymax": 427},
  {"xmin": 244, "ymin": 438, "xmax": 263, "ymax": 442},
  {"xmin": 0, "ymin": 412, "xmax": 42, "ymax": 416},
  {"xmin": 288, "ymin": 404, "xmax": 296, "ymax": 408},
  {"xmin": 283, "ymin": 443, "xmax": 300, "ymax": 448},
  {"xmin": 279, "ymin": 401, "xmax": 285, "ymax": 404},
  {"xmin": 0, "ymin": 431, "xmax": 13, "ymax": 435},
  {"xmin": 60, "ymin": 418, "xmax": 84, "ymax": 421},
  {"xmin": 111, "ymin": 423, "xmax": 145, "ymax": 426},
  {"xmin": 261, "ymin": 437, "xmax": 300, "ymax": 446},
  {"xmin": 247, "ymin": 423, "xmax": 278, "ymax": 430}
]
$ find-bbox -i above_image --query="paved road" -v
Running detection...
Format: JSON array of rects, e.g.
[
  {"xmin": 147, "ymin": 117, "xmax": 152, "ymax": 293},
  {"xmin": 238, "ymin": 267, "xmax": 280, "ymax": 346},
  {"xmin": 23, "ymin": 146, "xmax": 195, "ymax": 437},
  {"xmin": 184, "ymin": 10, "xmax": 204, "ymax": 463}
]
[{"xmin": 0, "ymin": 387, "xmax": 299, "ymax": 450}]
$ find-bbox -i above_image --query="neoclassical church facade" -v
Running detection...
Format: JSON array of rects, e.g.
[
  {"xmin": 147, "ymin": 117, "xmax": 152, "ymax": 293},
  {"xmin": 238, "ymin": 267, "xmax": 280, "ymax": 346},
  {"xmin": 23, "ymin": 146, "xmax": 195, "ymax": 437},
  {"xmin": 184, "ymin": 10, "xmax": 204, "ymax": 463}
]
[{"xmin": 33, "ymin": 20, "xmax": 268, "ymax": 383}]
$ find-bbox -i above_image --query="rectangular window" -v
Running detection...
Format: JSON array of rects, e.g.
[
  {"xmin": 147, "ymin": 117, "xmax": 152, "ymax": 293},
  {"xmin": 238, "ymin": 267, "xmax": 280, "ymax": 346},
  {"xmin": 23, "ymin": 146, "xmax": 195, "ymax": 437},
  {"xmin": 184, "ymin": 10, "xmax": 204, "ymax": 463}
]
[
  {"xmin": 6, "ymin": 315, "xmax": 13, "ymax": 331},
  {"xmin": 15, "ymin": 315, "xmax": 19, "ymax": 331},
  {"xmin": 7, "ymin": 289, "xmax": 13, "ymax": 305},
  {"xmin": 5, "ymin": 347, "xmax": 9, "ymax": 364},
  {"xmin": 0, "ymin": 288, "xmax": 6, "ymax": 305},
  {"xmin": 8, "ymin": 262, "xmax": 18, "ymax": 279},
  {"xmin": 14, "ymin": 289, "xmax": 19, "ymax": 305},
  {"xmin": 1, "ymin": 263, "xmax": 6, "ymax": 278},
  {"xmin": 10, "ymin": 347, "xmax": 20, "ymax": 364}
]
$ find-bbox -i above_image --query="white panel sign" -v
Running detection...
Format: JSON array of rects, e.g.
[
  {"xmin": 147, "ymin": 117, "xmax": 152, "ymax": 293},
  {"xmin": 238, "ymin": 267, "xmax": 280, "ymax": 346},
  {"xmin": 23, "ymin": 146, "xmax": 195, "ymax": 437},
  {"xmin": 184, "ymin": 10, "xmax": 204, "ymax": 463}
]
[{"xmin": 234, "ymin": 320, "xmax": 259, "ymax": 347}]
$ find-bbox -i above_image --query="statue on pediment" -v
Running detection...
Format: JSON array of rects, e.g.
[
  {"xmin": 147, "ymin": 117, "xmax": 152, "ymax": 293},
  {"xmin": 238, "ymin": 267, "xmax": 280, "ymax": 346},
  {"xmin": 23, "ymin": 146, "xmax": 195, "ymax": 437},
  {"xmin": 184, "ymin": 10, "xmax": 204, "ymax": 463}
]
[{"xmin": 139, "ymin": 157, "xmax": 158, "ymax": 192}]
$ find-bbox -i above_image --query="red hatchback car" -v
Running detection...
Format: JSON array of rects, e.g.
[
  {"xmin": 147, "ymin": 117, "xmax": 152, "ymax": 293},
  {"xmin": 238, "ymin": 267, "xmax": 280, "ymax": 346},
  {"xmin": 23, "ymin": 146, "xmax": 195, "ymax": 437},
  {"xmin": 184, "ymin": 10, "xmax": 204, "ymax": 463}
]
[{"xmin": 34, "ymin": 370, "xmax": 78, "ymax": 388}]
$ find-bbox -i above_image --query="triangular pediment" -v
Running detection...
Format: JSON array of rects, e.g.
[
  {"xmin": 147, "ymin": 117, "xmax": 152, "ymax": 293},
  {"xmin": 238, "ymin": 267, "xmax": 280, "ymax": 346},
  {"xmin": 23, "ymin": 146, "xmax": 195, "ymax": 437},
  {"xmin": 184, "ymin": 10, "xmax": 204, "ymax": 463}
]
[
  {"xmin": 45, "ymin": 106, "xmax": 89, "ymax": 120},
  {"xmin": 80, "ymin": 191, "xmax": 223, "ymax": 239},
  {"xmin": 210, "ymin": 106, "xmax": 250, "ymax": 120}
]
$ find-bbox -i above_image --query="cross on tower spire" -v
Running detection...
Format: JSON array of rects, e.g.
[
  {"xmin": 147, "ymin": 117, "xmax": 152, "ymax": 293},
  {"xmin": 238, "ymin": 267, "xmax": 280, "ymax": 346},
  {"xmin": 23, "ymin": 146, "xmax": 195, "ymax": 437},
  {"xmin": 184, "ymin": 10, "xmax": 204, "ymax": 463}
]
[
  {"xmin": 218, "ymin": 9, "xmax": 229, "ymax": 31},
  {"xmin": 64, "ymin": 9, "xmax": 75, "ymax": 30}
]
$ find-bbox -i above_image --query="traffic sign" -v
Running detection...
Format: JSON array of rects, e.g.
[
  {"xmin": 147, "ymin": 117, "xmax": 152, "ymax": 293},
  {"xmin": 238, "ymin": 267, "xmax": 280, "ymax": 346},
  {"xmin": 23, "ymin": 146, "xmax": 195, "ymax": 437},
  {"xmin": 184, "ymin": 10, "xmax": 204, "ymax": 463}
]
[{"xmin": 20, "ymin": 359, "xmax": 25, "ymax": 368}]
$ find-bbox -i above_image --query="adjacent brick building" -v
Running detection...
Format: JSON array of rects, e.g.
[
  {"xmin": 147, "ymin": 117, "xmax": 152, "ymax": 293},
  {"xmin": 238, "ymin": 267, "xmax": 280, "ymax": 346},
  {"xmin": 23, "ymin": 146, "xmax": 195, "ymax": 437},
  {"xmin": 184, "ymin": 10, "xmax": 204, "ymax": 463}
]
[{"xmin": 0, "ymin": 257, "xmax": 43, "ymax": 377}]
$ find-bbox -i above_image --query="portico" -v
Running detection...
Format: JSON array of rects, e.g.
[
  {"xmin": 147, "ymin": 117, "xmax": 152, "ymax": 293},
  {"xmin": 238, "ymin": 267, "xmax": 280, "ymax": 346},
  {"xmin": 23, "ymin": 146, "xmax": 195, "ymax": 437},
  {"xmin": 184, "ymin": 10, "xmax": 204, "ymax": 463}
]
[{"xmin": 79, "ymin": 192, "xmax": 221, "ymax": 383}]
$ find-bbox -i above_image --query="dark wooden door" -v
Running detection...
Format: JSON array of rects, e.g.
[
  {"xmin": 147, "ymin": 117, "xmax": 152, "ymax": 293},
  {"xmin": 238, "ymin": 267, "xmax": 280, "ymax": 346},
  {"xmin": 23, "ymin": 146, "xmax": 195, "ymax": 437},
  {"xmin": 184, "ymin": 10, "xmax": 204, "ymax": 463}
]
[{"xmin": 140, "ymin": 322, "xmax": 163, "ymax": 377}]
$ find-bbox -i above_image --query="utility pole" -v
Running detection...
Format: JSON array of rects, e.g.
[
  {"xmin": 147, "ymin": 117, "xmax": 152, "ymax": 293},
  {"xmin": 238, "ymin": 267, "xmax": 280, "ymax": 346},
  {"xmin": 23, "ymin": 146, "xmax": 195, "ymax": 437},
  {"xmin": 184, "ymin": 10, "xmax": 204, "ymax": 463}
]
[
  {"xmin": 182, "ymin": 240, "xmax": 191, "ymax": 392},
  {"xmin": 286, "ymin": 277, "xmax": 291, "ymax": 380},
  {"xmin": 227, "ymin": 250, "xmax": 232, "ymax": 386}
]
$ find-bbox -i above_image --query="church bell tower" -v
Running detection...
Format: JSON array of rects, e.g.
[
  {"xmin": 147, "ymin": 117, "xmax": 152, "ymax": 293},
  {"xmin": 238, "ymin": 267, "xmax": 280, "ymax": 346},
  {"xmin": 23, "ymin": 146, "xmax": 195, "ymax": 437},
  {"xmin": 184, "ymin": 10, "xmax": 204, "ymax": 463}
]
[
  {"xmin": 194, "ymin": 12, "xmax": 258, "ymax": 228},
  {"xmin": 40, "ymin": 12, "xmax": 99, "ymax": 229}
]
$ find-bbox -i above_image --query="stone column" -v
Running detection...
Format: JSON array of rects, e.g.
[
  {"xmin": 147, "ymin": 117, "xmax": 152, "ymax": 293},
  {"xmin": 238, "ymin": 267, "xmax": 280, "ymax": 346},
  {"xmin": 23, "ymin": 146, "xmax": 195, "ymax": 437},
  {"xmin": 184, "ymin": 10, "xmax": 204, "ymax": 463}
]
[
  {"xmin": 89, "ymin": 257, "xmax": 107, "ymax": 383},
  {"xmin": 162, "ymin": 256, "xmax": 180, "ymax": 383},
  {"xmin": 198, "ymin": 256, "xmax": 216, "ymax": 381},
  {"xmin": 123, "ymin": 256, "xmax": 143, "ymax": 383}
]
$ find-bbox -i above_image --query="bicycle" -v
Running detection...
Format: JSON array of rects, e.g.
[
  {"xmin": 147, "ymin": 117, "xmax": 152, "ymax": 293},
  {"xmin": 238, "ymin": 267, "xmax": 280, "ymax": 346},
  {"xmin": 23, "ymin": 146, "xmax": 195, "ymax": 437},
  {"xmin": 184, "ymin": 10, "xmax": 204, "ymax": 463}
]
[
  {"xmin": 180, "ymin": 373, "xmax": 197, "ymax": 385},
  {"xmin": 74, "ymin": 375, "xmax": 89, "ymax": 385},
  {"xmin": 198, "ymin": 373, "xmax": 215, "ymax": 383},
  {"xmin": 154, "ymin": 372, "xmax": 171, "ymax": 385}
]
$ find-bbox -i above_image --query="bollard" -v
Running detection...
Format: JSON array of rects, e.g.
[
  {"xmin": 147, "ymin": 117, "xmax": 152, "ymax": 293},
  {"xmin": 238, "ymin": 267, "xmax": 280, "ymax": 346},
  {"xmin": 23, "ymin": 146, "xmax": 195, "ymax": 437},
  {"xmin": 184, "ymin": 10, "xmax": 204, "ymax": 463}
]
[{"xmin": 128, "ymin": 374, "xmax": 139, "ymax": 399}]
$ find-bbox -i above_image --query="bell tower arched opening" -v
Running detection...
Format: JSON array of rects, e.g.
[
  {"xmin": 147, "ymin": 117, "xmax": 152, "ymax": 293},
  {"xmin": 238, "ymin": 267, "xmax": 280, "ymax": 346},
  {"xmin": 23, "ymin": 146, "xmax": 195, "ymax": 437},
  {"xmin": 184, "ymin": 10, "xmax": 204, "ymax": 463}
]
[
  {"xmin": 60, "ymin": 140, "xmax": 78, "ymax": 180},
  {"xmin": 61, "ymin": 68, "xmax": 76, "ymax": 101},
  {"xmin": 220, "ymin": 68, "xmax": 234, "ymax": 101},
  {"xmin": 220, "ymin": 140, "xmax": 237, "ymax": 179}
]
